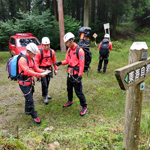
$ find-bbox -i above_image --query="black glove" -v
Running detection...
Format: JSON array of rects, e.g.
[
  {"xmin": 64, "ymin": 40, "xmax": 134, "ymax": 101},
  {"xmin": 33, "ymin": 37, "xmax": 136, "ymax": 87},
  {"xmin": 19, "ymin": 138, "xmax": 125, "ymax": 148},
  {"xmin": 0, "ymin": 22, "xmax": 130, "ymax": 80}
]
[
  {"xmin": 55, "ymin": 61, "xmax": 62, "ymax": 66},
  {"xmin": 76, "ymin": 76, "xmax": 82, "ymax": 83}
]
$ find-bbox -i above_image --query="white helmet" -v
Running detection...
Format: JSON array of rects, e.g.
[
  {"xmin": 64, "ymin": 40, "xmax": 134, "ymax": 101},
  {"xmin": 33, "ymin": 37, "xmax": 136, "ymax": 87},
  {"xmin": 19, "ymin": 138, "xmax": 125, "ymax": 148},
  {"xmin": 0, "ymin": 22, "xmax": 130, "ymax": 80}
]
[
  {"xmin": 26, "ymin": 43, "xmax": 38, "ymax": 54},
  {"xmin": 64, "ymin": 32, "xmax": 75, "ymax": 43},
  {"xmin": 104, "ymin": 33, "xmax": 110, "ymax": 39},
  {"xmin": 42, "ymin": 37, "xmax": 50, "ymax": 44}
]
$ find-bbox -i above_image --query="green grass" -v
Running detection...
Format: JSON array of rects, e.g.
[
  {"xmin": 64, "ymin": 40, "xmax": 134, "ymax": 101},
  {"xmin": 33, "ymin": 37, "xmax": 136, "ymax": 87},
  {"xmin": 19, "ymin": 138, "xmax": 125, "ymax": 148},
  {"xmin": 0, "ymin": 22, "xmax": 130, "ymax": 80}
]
[{"xmin": 0, "ymin": 39, "xmax": 150, "ymax": 149}]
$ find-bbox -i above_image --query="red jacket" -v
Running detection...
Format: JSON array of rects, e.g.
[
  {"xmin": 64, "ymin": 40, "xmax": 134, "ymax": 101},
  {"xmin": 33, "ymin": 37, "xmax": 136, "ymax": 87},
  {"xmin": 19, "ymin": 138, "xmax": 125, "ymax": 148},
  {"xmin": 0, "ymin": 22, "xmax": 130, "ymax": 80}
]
[
  {"xmin": 34, "ymin": 49, "xmax": 58, "ymax": 71},
  {"xmin": 18, "ymin": 54, "xmax": 44, "ymax": 86},
  {"xmin": 61, "ymin": 45, "xmax": 85, "ymax": 77}
]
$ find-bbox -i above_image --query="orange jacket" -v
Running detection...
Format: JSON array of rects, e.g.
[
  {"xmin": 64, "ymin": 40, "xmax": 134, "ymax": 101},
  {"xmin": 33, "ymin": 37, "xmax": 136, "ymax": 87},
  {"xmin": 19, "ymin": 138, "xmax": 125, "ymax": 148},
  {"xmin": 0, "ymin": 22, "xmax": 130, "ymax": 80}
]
[
  {"xmin": 34, "ymin": 49, "xmax": 58, "ymax": 70},
  {"xmin": 61, "ymin": 45, "xmax": 85, "ymax": 77},
  {"xmin": 18, "ymin": 54, "xmax": 44, "ymax": 86}
]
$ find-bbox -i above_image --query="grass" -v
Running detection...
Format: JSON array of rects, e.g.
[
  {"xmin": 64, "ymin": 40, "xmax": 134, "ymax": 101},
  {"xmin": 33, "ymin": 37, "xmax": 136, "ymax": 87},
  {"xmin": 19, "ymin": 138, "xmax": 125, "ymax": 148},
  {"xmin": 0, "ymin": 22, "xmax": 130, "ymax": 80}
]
[{"xmin": 0, "ymin": 39, "xmax": 150, "ymax": 149}]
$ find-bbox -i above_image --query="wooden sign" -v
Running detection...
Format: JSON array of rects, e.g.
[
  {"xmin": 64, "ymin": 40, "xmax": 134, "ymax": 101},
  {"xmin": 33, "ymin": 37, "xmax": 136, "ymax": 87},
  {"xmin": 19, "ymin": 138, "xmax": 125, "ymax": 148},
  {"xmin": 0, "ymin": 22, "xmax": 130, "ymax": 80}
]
[
  {"xmin": 115, "ymin": 57, "xmax": 150, "ymax": 90},
  {"xmin": 115, "ymin": 42, "xmax": 149, "ymax": 150}
]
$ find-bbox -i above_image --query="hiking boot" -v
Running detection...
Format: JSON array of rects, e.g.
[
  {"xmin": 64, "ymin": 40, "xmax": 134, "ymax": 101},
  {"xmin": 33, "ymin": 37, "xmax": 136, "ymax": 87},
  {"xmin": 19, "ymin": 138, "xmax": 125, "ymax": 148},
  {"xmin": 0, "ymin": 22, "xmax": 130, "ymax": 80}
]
[
  {"xmin": 43, "ymin": 96, "xmax": 49, "ymax": 105},
  {"xmin": 47, "ymin": 94, "xmax": 52, "ymax": 99},
  {"xmin": 63, "ymin": 101, "xmax": 73, "ymax": 108},
  {"xmin": 98, "ymin": 70, "xmax": 102, "ymax": 73},
  {"xmin": 80, "ymin": 107, "xmax": 87, "ymax": 116},
  {"xmin": 33, "ymin": 117, "xmax": 41, "ymax": 124}
]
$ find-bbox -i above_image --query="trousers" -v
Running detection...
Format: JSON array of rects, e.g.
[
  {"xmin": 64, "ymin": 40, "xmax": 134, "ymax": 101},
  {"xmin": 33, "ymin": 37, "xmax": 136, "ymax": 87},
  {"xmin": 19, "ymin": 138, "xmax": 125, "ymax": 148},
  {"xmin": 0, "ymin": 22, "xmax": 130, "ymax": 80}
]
[
  {"xmin": 67, "ymin": 75, "xmax": 87, "ymax": 107},
  {"xmin": 41, "ymin": 75, "xmax": 51, "ymax": 97},
  {"xmin": 19, "ymin": 84, "xmax": 37, "ymax": 118},
  {"xmin": 98, "ymin": 55, "xmax": 109, "ymax": 73}
]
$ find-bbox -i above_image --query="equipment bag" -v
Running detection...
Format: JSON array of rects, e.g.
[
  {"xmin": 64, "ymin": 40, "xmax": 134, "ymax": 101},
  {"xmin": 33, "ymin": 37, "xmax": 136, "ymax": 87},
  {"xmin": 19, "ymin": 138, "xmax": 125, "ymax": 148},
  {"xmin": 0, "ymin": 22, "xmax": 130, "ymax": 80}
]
[
  {"xmin": 99, "ymin": 38, "xmax": 109, "ymax": 57},
  {"xmin": 77, "ymin": 27, "xmax": 92, "ymax": 72},
  {"xmin": 6, "ymin": 53, "xmax": 29, "ymax": 81}
]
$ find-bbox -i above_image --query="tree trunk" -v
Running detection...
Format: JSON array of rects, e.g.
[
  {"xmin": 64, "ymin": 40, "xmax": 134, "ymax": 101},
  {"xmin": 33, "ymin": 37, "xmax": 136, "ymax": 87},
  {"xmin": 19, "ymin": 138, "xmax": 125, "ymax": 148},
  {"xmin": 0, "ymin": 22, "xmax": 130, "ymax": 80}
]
[
  {"xmin": 54, "ymin": 0, "xmax": 58, "ymax": 21},
  {"xmin": 23, "ymin": 0, "xmax": 27, "ymax": 13},
  {"xmin": 76, "ymin": 1, "xmax": 80, "ymax": 20},
  {"xmin": 46, "ymin": 0, "xmax": 50, "ymax": 9},
  {"xmin": 111, "ymin": 11, "xmax": 117, "ymax": 40},
  {"xmin": 9, "ymin": 0, "xmax": 15, "ymax": 20},
  {"xmin": 91, "ymin": 0, "xmax": 95, "ymax": 23},
  {"xmin": 0, "ymin": 0, "xmax": 5, "ymax": 21},
  {"xmin": 57, "ymin": 0, "xmax": 66, "ymax": 52},
  {"xmin": 84, "ymin": 0, "xmax": 90, "ymax": 27}
]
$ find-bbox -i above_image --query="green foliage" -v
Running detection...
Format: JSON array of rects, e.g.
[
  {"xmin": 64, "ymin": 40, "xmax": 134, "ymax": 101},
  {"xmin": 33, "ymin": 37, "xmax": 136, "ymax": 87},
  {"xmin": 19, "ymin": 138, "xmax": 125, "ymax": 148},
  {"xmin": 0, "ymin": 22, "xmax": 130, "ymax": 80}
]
[
  {"xmin": 0, "ymin": 10, "xmax": 81, "ymax": 51},
  {"xmin": 141, "ymin": 113, "xmax": 150, "ymax": 136},
  {"xmin": 111, "ymin": 41, "xmax": 124, "ymax": 52},
  {"xmin": 64, "ymin": 15, "xmax": 81, "ymax": 37}
]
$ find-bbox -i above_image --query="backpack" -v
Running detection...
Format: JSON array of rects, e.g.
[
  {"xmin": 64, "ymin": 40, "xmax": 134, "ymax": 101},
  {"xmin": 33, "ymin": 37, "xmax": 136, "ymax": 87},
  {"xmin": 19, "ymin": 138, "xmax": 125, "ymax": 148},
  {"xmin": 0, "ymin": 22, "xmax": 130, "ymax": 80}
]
[
  {"xmin": 99, "ymin": 38, "xmax": 109, "ymax": 57},
  {"xmin": 6, "ymin": 53, "xmax": 29, "ymax": 81},
  {"xmin": 77, "ymin": 27, "xmax": 92, "ymax": 72},
  {"xmin": 39, "ymin": 48, "xmax": 52, "ymax": 65}
]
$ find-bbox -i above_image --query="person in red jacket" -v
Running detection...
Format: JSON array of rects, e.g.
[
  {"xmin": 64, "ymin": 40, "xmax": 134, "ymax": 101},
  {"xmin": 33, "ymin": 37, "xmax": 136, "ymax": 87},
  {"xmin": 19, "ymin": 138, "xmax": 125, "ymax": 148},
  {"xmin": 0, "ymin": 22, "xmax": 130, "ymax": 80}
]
[
  {"xmin": 55, "ymin": 32, "xmax": 87, "ymax": 116},
  {"xmin": 18, "ymin": 43, "xmax": 48, "ymax": 124},
  {"xmin": 34, "ymin": 37, "xmax": 58, "ymax": 104},
  {"xmin": 97, "ymin": 33, "xmax": 112, "ymax": 74}
]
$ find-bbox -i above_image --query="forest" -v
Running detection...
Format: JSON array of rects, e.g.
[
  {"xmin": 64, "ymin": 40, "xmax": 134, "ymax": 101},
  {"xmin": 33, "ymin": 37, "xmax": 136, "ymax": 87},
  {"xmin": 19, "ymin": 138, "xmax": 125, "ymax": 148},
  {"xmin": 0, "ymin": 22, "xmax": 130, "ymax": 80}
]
[{"xmin": 0, "ymin": 0, "xmax": 150, "ymax": 51}]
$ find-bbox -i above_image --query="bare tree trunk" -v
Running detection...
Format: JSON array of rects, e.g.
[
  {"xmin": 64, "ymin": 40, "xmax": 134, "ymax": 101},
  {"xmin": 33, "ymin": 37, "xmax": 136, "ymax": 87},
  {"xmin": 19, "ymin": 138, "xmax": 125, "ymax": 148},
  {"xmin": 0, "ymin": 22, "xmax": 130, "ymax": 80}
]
[
  {"xmin": 46, "ymin": 0, "xmax": 50, "ymax": 9},
  {"xmin": 9, "ymin": 0, "xmax": 15, "ymax": 20},
  {"xmin": 91, "ymin": 0, "xmax": 95, "ymax": 23},
  {"xmin": 76, "ymin": 1, "xmax": 80, "ymax": 20},
  {"xmin": 0, "ymin": 0, "xmax": 5, "ymax": 21},
  {"xmin": 84, "ymin": 0, "xmax": 90, "ymax": 27},
  {"xmin": 57, "ymin": 0, "xmax": 66, "ymax": 52},
  {"xmin": 111, "ymin": 11, "xmax": 117, "ymax": 40},
  {"xmin": 97, "ymin": 0, "xmax": 100, "ymax": 21},
  {"xmin": 23, "ymin": 0, "xmax": 27, "ymax": 13},
  {"xmin": 54, "ymin": 0, "xmax": 58, "ymax": 21}
]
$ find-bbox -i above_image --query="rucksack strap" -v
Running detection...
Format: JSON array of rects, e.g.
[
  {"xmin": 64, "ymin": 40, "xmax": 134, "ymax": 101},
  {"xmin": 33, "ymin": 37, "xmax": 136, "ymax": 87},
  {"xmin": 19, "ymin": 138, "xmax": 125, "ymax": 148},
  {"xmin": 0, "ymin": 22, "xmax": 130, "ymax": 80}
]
[
  {"xmin": 68, "ymin": 45, "xmax": 80, "ymax": 59},
  {"xmin": 18, "ymin": 53, "xmax": 34, "ymax": 81},
  {"xmin": 39, "ymin": 48, "xmax": 52, "ymax": 65}
]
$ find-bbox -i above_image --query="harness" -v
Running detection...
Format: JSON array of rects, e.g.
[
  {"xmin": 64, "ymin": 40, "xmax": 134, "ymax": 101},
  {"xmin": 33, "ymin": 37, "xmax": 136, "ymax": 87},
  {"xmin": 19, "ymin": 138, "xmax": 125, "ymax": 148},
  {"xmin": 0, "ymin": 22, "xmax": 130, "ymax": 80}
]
[
  {"xmin": 39, "ymin": 48, "xmax": 52, "ymax": 65},
  {"xmin": 19, "ymin": 55, "xmax": 33, "ymax": 83},
  {"xmin": 68, "ymin": 45, "xmax": 80, "ymax": 76},
  {"xmin": 39, "ymin": 48, "xmax": 53, "ymax": 78}
]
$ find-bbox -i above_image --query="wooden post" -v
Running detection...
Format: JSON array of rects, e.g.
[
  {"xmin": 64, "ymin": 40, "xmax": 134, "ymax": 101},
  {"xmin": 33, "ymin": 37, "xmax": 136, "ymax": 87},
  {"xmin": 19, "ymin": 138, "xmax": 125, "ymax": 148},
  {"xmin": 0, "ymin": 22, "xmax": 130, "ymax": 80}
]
[
  {"xmin": 123, "ymin": 42, "xmax": 148, "ymax": 150},
  {"xmin": 57, "ymin": 0, "xmax": 66, "ymax": 52}
]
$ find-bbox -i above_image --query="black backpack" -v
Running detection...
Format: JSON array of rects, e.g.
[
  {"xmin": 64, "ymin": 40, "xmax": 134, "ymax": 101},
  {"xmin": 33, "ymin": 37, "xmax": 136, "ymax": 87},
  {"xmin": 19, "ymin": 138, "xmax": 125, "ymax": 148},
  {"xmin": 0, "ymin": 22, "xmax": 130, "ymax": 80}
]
[
  {"xmin": 77, "ymin": 27, "xmax": 92, "ymax": 72},
  {"xmin": 99, "ymin": 38, "xmax": 109, "ymax": 57}
]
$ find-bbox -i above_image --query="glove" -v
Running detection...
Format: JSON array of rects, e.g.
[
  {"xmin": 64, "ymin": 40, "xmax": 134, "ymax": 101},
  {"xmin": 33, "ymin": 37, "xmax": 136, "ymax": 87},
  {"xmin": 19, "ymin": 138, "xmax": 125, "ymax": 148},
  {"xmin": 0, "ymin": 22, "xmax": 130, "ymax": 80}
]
[
  {"xmin": 55, "ymin": 61, "xmax": 62, "ymax": 66},
  {"xmin": 76, "ymin": 76, "xmax": 82, "ymax": 83}
]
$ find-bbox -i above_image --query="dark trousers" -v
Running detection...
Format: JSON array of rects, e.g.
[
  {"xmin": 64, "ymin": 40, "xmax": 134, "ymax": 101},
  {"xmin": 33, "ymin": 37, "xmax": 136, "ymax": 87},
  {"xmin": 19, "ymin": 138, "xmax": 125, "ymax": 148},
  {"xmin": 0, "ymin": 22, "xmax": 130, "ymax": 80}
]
[
  {"xmin": 41, "ymin": 75, "xmax": 51, "ymax": 97},
  {"xmin": 67, "ymin": 75, "xmax": 87, "ymax": 107},
  {"xmin": 19, "ymin": 84, "xmax": 37, "ymax": 118},
  {"xmin": 98, "ymin": 55, "xmax": 109, "ymax": 73}
]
